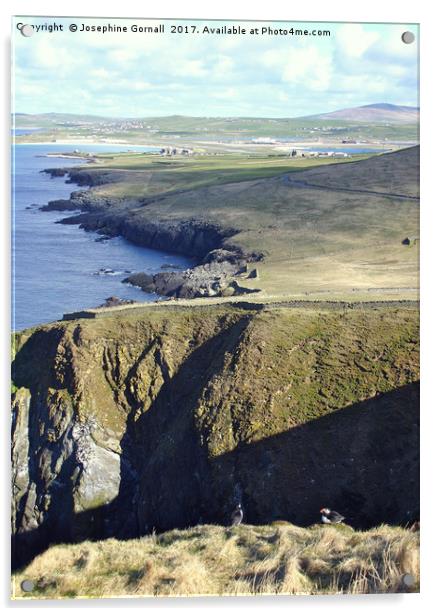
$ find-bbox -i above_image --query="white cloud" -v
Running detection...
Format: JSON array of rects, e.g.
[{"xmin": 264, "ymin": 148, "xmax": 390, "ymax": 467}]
[
  {"xmin": 12, "ymin": 19, "xmax": 419, "ymax": 116},
  {"xmin": 214, "ymin": 87, "xmax": 237, "ymax": 100},
  {"xmin": 176, "ymin": 59, "xmax": 208, "ymax": 78},
  {"xmin": 30, "ymin": 37, "xmax": 82, "ymax": 73},
  {"xmin": 131, "ymin": 81, "xmax": 153, "ymax": 91},
  {"xmin": 336, "ymin": 24, "xmax": 380, "ymax": 58},
  {"xmin": 262, "ymin": 46, "xmax": 333, "ymax": 91},
  {"xmin": 108, "ymin": 48, "xmax": 138, "ymax": 66},
  {"xmin": 211, "ymin": 55, "xmax": 235, "ymax": 78},
  {"xmin": 89, "ymin": 68, "xmax": 112, "ymax": 80}
]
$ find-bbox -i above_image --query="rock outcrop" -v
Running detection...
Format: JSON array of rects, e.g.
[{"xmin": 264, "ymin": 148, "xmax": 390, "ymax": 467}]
[{"xmin": 124, "ymin": 260, "xmax": 260, "ymax": 299}]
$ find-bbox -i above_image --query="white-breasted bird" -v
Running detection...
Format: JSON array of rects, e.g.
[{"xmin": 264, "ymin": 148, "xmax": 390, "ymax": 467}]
[
  {"xmin": 320, "ymin": 508, "xmax": 345, "ymax": 524},
  {"xmin": 230, "ymin": 503, "xmax": 244, "ymax": 526}
]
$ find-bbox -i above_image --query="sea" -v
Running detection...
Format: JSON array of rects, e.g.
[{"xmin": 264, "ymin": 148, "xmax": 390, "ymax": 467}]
[{"xmin": 12, "ymin": 143, "xmax": 194, "ymax": 331}]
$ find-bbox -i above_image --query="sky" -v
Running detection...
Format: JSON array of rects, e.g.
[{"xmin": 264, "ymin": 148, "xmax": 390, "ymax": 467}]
[{"xmin": 12, "ymin": 18, "xmax": 419, "ymax": 118}]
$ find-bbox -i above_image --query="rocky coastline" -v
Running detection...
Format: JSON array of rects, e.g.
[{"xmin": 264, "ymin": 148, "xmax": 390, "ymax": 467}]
[{"xmin": 42, "ymin": 167, "xmax": 263, "ymax": 299}]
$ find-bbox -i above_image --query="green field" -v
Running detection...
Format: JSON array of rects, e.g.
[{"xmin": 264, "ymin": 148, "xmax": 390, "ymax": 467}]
[
  {"xmin": 89, "ymin": 150, "xmax": 373, "ymax": 192},
  {"xmin": 60, "ymin": 146, "xmax": 419, "ymax": 301}
]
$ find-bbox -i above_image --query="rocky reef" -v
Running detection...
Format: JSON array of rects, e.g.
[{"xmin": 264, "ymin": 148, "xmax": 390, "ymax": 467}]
[{"xmin": 11, "ymin": 304, "xmax": 419, "ymax": 569}]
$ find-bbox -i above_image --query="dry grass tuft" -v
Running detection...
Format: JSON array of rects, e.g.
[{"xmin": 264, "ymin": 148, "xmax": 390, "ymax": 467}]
[{"xmin": 12, "ymin": 523, "xmax": 419, "ymax": 599}]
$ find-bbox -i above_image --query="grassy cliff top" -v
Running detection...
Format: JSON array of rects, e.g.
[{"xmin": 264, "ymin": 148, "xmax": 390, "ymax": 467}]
[
  {"xmin": 68, "ymin": 147, "xmax": 419, "ymax": 300},
  {"xmin": 12, "ymin": 523, "xmax": 419, "ymax": 598},
  {"xmin": 12, "ymin": 302, "xmax": 419, "ymax": 446}
]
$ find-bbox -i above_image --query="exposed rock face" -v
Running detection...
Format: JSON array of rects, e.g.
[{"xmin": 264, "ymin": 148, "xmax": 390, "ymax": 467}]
[
  {"xmin": 42, "ymin": 168, "xmax": 67, "ymax": 178},
  {"xmin": 43, "ymin": 168, "xmax": 121, "ymax": 187},
  {"xmin": 40, "ymin": 199, "xmax": 81, "ymax": 212},
  {"xmin": 55, "ymin": 195, "xmax": 245, "ymax": 260},
  {"xmin": 41, "ymin": 169, "xmax": 244, "ymax": 260},
  {"xmin": 40, "ymin": 167, "xmax": 264, "ymax": 299},
  {"xmin": 11, "ymin": 305, "xmax": 419, "ymax": 569},
  {"xmin": 124, "ymin": 260, "xmax": 260, "ymax": 299},
  {"xmin": 99, "ymin": 296, "xmax": 135, "ymax": 308}
]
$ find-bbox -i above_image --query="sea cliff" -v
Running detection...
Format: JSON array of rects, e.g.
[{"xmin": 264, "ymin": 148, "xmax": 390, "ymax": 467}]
[{"xmin": 11, "ymin": 303, "xmax": 419, "ymax": 569}]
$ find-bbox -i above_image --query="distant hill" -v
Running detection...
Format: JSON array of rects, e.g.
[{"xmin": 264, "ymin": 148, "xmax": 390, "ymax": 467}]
[
  {"xmin": 13, "ymin": 106, "xmax": 419, "ymax": 141},
  {"xmin": 13, "ymin": 112, "xmax": 122, "ymax": 127},
  {"xmin": 310, "ymin": 103, "xmax": 419, "ymax": 124},
  {"xmin": 14, "ymin": 104, "xmax": 419, "ymax": 126}
]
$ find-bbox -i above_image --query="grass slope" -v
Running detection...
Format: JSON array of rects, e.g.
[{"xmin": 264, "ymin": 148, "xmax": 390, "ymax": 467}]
[
  {"xmin": 63, "ymin": 147, "xmax": 419, "ymax": 300},
  {"xmin": 12, "ymin": 304, "xmax": 419, "ymax": 447},
  {"xmin": 12, "ymin": 523, "xmax": 419, "ymax": 598}
]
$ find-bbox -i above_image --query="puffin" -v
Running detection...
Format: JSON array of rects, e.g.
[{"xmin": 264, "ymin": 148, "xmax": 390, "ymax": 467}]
[
  {"xmin": 230, "ymin": 503, "xmax": 244, "ymax": 526},
  {"xmin": 320, "ymin": 508, "xmax": 345, "ymax": 524}
]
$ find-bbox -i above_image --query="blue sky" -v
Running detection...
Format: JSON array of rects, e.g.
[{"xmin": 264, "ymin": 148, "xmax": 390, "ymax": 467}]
[{"xmin": 12, "ymin": 18, "xmax": 419, "ymax": 117}]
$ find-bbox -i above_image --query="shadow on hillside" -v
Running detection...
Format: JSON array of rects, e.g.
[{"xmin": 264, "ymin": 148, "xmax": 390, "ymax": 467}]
[
  {"xmin": 213, "ymin": 380, "xmax": 419, "ymax": 529},
  {"xmin": 11, "ymin": 313, "xmax": 254, "ymax": 570},
  {"xmin": 12, "ymin": 380, "xmax": 419, "ymax": 571}
]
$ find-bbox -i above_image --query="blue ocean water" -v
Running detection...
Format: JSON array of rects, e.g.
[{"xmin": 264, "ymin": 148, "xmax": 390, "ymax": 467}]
[
  {"xmin": 13, "ymin": 128, "xmax": 45, "ymax": 136},
  {"xmin": 12, "ymin": 144, "xmax": 194, "ymax": 331}
]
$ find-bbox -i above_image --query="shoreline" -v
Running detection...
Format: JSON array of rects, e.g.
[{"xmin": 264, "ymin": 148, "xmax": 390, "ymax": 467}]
[
  {"xmin": 13, "ymin": 138, "xmax": 419, "ymax": 153},
  {"xmin": 38, "ymin": 153, "xmax": 98, "ymax": 160},
  {"xmin": 14, "ymin": 140, "xmax": 163, "ymax": 148},
  {"xmin": 15, "ymin": 154, "xmax": 204, "ymax": 328},
  {"xmin": 41, "ymin": 165, "xmax": 262, "ymax": 302}
]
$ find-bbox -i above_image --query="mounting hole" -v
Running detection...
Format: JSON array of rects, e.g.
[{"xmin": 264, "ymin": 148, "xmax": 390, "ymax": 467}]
[
  {"xmin": 401, "ymin": 31, "xmax": 415, "ymax": 44},
  {"xmin": 402, "ymin": 573, "xmax": 415, "ymax": 587},
  {"xmin": 20, "ymin": 24, "xmax": 34, "ymax": 37},
  {"xmin": 20, "ymin": 579, "xmax": 35, "ymax": 592}
]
